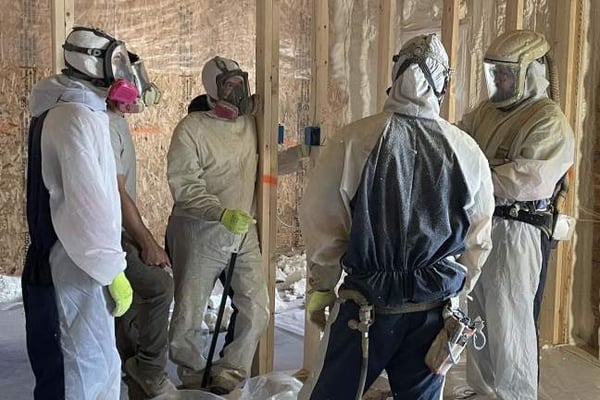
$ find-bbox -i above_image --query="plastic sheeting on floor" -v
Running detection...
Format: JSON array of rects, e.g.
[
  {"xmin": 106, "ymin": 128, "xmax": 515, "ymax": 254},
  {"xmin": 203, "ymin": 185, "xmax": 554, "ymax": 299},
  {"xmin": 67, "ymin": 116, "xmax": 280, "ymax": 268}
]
[
  {"xmin": 152, "ymin": 372, "xmax": 302, "ymax": 399},
  {"xmin": 0, "ymin": 275, "xmax": 21, "ymax": 303}
]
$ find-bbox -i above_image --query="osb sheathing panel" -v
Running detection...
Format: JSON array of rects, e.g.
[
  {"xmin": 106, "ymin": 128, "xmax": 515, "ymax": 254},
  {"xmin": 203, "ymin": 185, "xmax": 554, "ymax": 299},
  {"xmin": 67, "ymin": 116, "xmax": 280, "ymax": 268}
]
[
  {"xmin": 0, "ymin": 0, "xmax": 52, "ymax": 275},
  {"xmin": 276, "ymin": 0, "xmax": 312, "ymax": 251}
]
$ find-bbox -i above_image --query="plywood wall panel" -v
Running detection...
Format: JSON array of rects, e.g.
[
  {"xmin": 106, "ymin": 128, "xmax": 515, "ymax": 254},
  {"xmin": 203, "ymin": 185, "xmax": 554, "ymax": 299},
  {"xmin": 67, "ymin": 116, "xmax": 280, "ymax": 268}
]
[
  {"xmin": 0, "ymin": 0, "xmax": 52, "ymax": 275},
  {"xmin": 276, "ymin": 0, "xmax": 312, "ymax": 251}
]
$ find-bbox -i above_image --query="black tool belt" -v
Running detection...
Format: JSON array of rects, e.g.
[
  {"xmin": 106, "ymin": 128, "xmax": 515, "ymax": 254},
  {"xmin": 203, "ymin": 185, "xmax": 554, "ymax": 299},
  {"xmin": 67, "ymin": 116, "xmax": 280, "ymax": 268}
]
[{"xmin": 494, "ymin": 203, "xmax": 553, "ymax": 238}]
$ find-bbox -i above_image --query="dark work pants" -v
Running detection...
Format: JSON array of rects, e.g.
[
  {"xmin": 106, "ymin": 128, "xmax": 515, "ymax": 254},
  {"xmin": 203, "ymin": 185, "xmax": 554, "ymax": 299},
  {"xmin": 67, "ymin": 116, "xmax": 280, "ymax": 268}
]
[
  {"xmin": 22, "ymin": 283, "xmax": 65, "ymax": 400},
  {"xmin": 307, "ymin": 301, "xmax": 445, "ymax": 400},
  {"xmin": 116, "ymin": 237, "xmax": 174, "ymax": 377},
  {"xmin": 533, "ymin": 232, "xmax": 553, "ymax": 323},
  {"xmin": 533, "ymin": 231, "xmax": 553, "ymax": 382}
]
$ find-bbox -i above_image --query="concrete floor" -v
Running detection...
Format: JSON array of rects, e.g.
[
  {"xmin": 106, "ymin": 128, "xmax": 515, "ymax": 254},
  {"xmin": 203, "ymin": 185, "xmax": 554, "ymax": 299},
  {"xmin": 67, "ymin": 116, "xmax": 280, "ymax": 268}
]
[
  {"xmin": 442, "ymin": 345, "xmax": 600, "ymax": 400},
  {"xmin": 2, "ymin": 301, "xmax": 600, "ymax": 399}
]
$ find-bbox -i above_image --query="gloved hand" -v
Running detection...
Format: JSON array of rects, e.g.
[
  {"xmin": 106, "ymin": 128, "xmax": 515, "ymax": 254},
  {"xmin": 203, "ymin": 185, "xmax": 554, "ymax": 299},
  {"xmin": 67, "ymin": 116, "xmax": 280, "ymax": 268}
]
[
  {"xmin": 108, "ymin": 271, "xmax": 133, "ymax": 317},
  {"xmin": 306, "ymin": 289, "xmax": 337, "ymax": 330},
  {"xmin": 220, "ymin": 209, "xmax": 255, "ymax": 234}
]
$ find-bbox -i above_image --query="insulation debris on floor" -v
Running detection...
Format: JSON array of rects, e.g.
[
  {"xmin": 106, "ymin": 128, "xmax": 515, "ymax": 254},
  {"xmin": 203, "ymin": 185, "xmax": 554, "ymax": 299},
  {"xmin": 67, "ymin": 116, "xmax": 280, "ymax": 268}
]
[
  {"xmin": 202, "ymin": 253, "xmax": 307, "ymax": 334},
  {"xmin": 0, "ymin": 275, "xmax": 21, "ymax": 303}
]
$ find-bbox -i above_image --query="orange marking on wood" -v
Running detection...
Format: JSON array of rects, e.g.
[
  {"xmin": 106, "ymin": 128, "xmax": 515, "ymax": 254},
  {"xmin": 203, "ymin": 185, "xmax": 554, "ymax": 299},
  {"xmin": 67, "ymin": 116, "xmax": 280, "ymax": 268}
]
[
  {"xmin": 262, "ymin": 175, "xmax": 278, "ymax": 185},
  {"xmin": 131, "ymin": 125, "xmax": 161, "ymax": 135}
]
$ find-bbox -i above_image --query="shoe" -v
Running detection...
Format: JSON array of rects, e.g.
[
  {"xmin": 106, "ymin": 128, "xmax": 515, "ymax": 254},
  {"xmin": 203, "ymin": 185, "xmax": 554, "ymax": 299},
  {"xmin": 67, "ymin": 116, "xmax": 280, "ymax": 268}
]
[
  {"xmin": 453, "ymin": 385, "xmax": 479, "ymax": 399},
  {"xmin": 125, "ymin": 357, "xmax": 177, "ymax": 397},
  {"xmin": 176, "ymin": 365, "xmax": 206, "ymax": 390},
  {"xmin": 209, "ymin": 374, "xmax": 239, "ymax": 395},
  {"xmin": 209, "ymin": 385, "xmax": 230, "ymax": 395}
]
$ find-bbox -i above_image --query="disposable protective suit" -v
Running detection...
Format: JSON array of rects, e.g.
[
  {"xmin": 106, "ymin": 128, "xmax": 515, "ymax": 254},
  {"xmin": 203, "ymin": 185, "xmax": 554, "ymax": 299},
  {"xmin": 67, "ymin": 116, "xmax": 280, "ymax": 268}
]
[
  {"xmin": 166, "ymin": 110, "xmax": 269, "ymax": 390},
  {"xmin": 26, "ymin": 74, "xmax": 126, "ymax": 399},
  {"xmin": 23, "ymin": 26, "xmax": 137, "ymax": 400},
  {"xmin": 461, "ymin": 57, "xmax": 575, "ymax": 400}
]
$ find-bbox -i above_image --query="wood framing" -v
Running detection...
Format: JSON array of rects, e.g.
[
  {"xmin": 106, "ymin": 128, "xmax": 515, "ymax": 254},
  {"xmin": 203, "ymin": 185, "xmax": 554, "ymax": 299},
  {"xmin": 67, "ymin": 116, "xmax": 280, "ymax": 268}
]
[
  {"xmin": 309, "ymin": 0, "xmax": 329, "ymax": 128},
  {"xmin": 302, "ymin": 0, "xmax": 329, "ymax": 374},
  {"xmin": 540, "ymin": 0, "xmax": 585, "ymax": 345},
  {"xmin": 51, "ymin": 0, "xmax": 74, "ymax": 74},
  {"xmin": 441, "ymin": 0, "xmax": 460, "ymax": 122},
  {"xmin": 376, "ymin": 0, "xmax": 396, "ymax": 111},
  {"xmin": 505, "ymin": 0, "xmax": 525, "ymax": 31},
  {"xmin": 254, "ymin": 0, "xmax": 280, "ymax": 374}
]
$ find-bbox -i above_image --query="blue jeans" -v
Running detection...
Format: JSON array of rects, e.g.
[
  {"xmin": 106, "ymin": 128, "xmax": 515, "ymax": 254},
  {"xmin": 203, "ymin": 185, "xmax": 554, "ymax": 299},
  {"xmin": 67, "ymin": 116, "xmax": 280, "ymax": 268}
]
[{"xmin": 306, "ymin": 301, "xmax": 445, "ymax": 400}]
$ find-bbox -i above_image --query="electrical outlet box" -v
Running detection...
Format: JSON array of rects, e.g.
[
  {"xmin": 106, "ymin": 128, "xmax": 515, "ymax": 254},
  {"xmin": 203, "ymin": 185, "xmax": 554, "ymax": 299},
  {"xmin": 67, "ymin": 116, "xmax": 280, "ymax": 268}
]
[
  {"xmin": 278, "ymin": 124, "xmax": 285, "ymax": 144},
  {"xmin": 304, "ymin": 126, "xmax": 321, "ymax": 146}
]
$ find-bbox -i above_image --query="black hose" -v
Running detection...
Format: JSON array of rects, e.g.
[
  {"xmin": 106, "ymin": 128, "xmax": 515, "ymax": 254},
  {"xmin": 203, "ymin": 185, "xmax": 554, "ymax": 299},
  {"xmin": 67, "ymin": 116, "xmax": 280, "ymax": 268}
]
[{"xmin": 202, "ymin": 234, "xmax": 246, "ymax": 388}]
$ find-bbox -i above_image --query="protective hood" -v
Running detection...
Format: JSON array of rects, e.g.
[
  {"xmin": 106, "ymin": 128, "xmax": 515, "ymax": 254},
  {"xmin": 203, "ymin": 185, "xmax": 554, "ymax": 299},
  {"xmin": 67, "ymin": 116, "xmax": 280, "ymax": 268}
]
[
  {"xmin": 202, "ymin": 56, "xmax": 245, "ymax": 101},
  {"xmin": 383, "ymin": 34, "xmax": 450, "ymax": 120},
  {"xmin": 383, "ymin": 63, "xmax": 442, "ymax": 119},
  {"xmin": 29, "ymin": 74, "xmax": 107, "ymax": 117},
  {"xmin": 510, "ymin": 60, "xmax": 549, "ymax": 108}
]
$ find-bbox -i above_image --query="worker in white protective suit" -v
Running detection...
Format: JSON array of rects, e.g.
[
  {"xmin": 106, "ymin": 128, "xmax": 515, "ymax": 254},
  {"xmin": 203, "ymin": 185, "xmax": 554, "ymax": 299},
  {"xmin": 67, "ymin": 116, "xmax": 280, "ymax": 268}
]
[
  {"xmin": 166, "ymin": 56, "xmax": 269, "ymax": 394},
  {"xmin": 185, "ymin": 92, "xmax": 312, "ymax": 359},
  {"xmin": 459, "ymin": 30, "xmax": 575, "ymax": 400},
  {"xmin": 106, "ymin": 55, "xmax": 177, "ymax": 397},
  {"xmin": 23, "ymin": 26, "xmax": 134, "ymax": 399},
  {"xmin": 298, "ymin": 33, "xmax": 495, "ymax": 400}
]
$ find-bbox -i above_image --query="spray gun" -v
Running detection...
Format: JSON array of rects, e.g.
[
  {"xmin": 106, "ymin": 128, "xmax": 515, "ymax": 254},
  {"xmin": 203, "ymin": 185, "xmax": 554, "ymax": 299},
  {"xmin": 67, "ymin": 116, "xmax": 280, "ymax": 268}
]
[
  {"xmin": 348, "ymin": 303, "xmax": 374, "ymax": 359},
  {"xmin": 342, "ymin": 289, "xmax": 374, "ymax": 400}
]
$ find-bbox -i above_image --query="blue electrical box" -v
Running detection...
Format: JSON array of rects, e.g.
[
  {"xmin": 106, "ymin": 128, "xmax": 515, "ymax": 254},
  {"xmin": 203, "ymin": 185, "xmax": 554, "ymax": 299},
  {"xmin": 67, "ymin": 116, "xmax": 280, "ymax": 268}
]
[
  {"xmin": 304, "ymin": 126, "xmax": 321, "ymax": 146},
  {"xmin": 278, "ymin": 124, "xmax": 285, "ymax": 144}
]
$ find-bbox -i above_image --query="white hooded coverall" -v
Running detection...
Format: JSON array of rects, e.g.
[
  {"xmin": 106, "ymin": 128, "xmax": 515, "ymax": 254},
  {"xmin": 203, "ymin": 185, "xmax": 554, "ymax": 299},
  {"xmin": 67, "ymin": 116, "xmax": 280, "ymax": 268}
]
[
  {"xmin": 166, "ymin": 111, "xmax": 269, "ymax": 388},
  {"xmin": 460, "ymin": 62, "xmax": 575, "ymax": 400},
  {"xmin": 29, "ymin": 75, "xmax": 126, "ymax": 399}
]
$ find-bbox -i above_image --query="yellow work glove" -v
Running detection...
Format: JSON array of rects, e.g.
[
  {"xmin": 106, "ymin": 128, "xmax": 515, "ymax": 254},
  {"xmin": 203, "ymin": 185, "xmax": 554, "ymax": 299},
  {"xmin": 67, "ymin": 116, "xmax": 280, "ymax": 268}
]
[
  {"xmin": 306, "ymin": 289, "xmax": 337, "ymax": 331},
  {"xmin": 108, "ymin": 271, "xmax": 133, "ymax": 317},
  {"xmin": 220, "ymin": 209, "xmax": 255, "ymax": 234}
]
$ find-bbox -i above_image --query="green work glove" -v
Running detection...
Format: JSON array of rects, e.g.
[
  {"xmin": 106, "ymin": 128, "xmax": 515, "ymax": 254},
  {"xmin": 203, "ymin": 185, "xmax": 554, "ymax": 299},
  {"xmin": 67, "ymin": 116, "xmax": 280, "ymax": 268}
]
[
  {"xmin": 220, "ymin": 209, "xmax": 255, "ymax": 234},
  {"xmin": 108, "ymin": 271, "xmax": 133, "ymax": 317},
  {"xmin": 306, "ymin": 289, "xmax": 337, "ymax": 331}
]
